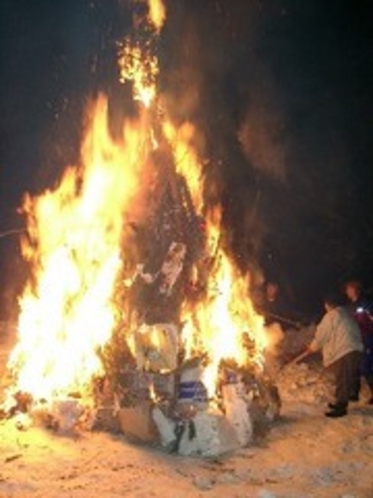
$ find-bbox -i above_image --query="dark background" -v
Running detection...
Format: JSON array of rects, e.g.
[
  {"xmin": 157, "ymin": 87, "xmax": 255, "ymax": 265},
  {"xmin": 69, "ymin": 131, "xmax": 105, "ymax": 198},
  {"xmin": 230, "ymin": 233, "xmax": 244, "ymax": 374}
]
[{"xmin": 0, "ymin": 0, "xmax": 372, "ymax": 320}]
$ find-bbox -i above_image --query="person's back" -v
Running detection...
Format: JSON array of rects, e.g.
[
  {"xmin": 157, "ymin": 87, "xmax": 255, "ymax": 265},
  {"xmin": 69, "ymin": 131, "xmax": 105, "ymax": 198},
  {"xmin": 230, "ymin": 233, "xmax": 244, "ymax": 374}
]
[
  {"xmin": 308, "ymin": 293, "xmax": 364, "ymax": 417},
  {"xmin": 313, "ymin": 305, "xmax": 363, "ymax": 367}
]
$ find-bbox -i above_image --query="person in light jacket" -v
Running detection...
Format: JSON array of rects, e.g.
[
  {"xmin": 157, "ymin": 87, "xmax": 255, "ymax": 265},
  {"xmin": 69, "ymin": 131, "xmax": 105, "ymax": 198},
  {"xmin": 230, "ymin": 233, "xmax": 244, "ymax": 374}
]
[{"xmin": 307, "ymin": 292, "xmax": 364, "ymax": 418}]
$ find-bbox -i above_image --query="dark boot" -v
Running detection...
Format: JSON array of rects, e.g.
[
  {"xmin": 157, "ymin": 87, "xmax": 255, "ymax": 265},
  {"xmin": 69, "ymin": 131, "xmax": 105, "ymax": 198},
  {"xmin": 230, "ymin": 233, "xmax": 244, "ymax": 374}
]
[{"xmin": 325, "ymin": 403, "xmax": 347, "ymax": 418}]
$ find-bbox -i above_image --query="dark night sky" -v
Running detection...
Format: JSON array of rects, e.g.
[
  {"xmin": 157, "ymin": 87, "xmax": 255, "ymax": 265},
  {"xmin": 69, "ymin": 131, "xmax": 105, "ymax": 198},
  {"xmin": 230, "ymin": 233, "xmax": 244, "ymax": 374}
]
[{"xmin": 0, "ymin": 0, "xmax": 372, "ymax": 318}]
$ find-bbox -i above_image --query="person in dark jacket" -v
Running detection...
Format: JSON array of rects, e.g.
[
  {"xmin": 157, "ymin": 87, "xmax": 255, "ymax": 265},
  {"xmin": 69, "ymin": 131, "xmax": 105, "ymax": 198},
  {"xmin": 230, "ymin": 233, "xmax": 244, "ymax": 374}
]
[
  {"xmin": 261, "ymin": 281, "xmax": 300, "ymax": 330},
  {"xmin": 344, "ymin": 280, "xmax": 373, "ymax": 403}
]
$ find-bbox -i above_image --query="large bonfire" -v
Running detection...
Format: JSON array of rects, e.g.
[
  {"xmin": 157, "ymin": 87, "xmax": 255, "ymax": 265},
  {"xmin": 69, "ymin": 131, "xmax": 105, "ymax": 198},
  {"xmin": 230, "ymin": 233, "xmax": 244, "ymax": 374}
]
[{"xmin": 3, "ymin": 0, "xmax": 279, "ymax": 455}]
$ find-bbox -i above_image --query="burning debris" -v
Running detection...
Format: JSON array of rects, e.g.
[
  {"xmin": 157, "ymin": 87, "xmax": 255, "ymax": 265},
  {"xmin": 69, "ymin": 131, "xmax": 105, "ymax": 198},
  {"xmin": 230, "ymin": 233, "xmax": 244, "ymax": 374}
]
[
  {"xmin": 1, "ymin": 0, "xmax": 281, "ymax": 456},
  {"xmin": 107, "ymin": 340, "xmax": 280, "ymax": 457}
]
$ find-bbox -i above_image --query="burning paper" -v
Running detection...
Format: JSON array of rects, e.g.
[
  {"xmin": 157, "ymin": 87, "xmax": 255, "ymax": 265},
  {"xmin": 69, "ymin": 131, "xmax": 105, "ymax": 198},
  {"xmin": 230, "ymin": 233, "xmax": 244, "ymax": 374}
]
[{"xmin": 130, "ymin": 323, "xmax": 179, "ymax": 372}]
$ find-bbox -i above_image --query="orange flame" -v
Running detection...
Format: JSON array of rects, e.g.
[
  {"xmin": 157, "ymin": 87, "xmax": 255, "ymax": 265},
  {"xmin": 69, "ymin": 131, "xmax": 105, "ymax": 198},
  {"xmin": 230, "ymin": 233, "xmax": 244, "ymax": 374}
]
[
  {"xmin": 7, "ymin": 96, "xmax": 150, "ymax": 401},
  {"xmin": 164, "ymin": 123, "xmax": 268, "ymax": 395},
  {"xmin": 163, "ymin": 121, "xmax": 205, "ymax": 214},
  {"xmin": 180, "ymin": 208, "xmax": 266, "ymax": 397},
  {"xmin": 148, "ymin": 0, "xmax": 166, "ymax": 31}
]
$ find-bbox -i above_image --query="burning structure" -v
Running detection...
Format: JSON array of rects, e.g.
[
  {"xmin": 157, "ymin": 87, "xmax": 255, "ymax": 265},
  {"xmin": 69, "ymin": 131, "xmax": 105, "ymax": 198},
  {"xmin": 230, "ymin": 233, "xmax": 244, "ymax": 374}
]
[{"xmin": 1, "ymin": 0, "xmax": 280, "ymax": 457}]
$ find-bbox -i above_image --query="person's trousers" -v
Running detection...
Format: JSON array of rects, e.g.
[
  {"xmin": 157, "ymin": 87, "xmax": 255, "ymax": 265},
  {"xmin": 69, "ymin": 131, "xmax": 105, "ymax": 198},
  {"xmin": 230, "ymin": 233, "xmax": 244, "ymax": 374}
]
[
  {"xmin": 331, "ymin": 350, "xmax": 363, "ymax": 407},
  {"xmin": 361, "ymin": 335, "xmax": 373, "ymax": 393}
]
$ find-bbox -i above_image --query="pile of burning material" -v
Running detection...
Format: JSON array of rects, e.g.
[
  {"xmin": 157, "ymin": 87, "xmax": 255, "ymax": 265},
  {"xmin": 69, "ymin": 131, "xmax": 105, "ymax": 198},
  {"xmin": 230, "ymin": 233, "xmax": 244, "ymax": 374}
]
[
  {"xmin": 0, "ymin": 0, "xmax": 281, "ymax": 455},
  {"xmin": 113, "ymin": 349, "xmax": 280, "ymax": 457},
  {"xmin": 1, "ymin": 390, "xmax": 95, "ymax": 433},
  {"xmin": 103, "ymin": 209, "xmax": 281, "ymax": 456},
  {"xmin": 95, "ymin": 236, "xmax": 281, "ymax": 456}
]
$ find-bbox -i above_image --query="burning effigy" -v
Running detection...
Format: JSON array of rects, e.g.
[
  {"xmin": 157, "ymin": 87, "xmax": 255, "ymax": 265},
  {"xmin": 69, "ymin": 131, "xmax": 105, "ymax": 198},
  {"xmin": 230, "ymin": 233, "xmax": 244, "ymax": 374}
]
[{"xmin": 1, "ymin": 0, "xmax": 280, "ymax": 457}]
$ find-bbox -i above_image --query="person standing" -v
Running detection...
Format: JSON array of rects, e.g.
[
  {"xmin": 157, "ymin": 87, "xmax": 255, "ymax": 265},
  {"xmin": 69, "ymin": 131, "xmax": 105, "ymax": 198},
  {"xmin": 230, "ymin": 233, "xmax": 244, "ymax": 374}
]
[
  {"xmin": 344, "ymin": 280, "xmax": 373, "ymax": 403},
  {"xmin": 306, "ymin": 292, "xmax": 364, "ymax": 418},
  {"xmin": 261, "ymin": 281, "xmax": 300, "ymax": 330}
]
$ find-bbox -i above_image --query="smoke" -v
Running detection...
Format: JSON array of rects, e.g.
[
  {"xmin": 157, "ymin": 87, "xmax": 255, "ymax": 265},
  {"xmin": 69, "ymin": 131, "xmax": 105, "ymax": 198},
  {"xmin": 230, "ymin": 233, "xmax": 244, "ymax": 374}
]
[
  {"xmin": 264, "ymin": 322, "xmax": 285, "ymax": 357},
  {"xmin": 159, "ymin": 0, "xmax": 373, "ymax": 307},
  {"xmin": 237, "ymin": 62, "xmax": 287, "ymax": 183},
  {"xmin": 159, "ymin": 0, "xmax": 291, "ymax": 281}
]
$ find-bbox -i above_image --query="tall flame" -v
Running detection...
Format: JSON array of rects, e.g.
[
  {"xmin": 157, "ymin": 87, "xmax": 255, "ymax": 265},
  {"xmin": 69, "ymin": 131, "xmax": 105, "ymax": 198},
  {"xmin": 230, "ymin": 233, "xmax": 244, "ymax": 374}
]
[
  {"xmin": 180, "ymin": 208, "xmax": 266, "ymax": 397},
  {"xmin": 164, "ymin": 120, "xmax": 267, "ymax": 395},
  {"xmin": 8, "ymin": 96, "xmax": 150, "ymax": 401}
]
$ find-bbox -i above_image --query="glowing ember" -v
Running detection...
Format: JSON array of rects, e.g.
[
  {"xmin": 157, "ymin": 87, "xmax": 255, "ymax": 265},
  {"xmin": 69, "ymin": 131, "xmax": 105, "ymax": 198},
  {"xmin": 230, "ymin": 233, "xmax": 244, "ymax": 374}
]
[
  {"xmin": 118, "ymin": 0, "xmax": 165, "ymax": 108},
  {"xmin": 119, "ymin": 43, "xmax": 159, "ymax": 108}
]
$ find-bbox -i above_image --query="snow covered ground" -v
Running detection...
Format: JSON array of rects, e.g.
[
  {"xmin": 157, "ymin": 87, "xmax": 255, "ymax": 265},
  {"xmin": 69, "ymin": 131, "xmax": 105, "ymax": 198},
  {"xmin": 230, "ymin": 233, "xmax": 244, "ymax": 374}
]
[{"xmin": 1, "ymin": 323, "xmax": 373, "ymax": 498}]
